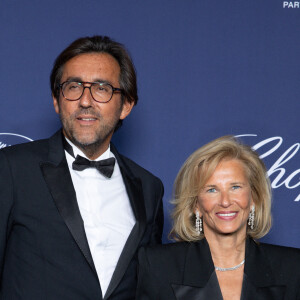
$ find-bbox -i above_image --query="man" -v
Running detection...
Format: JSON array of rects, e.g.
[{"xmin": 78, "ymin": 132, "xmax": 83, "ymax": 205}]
[{"xmin": 0, "ymin": 36, "xmax": 164, "ymax": 299}]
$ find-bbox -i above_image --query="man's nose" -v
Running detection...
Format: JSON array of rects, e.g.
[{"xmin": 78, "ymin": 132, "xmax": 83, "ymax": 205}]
[{"xmin": 79, "ymin": 86, "xmax": 94, "ymax": 107}]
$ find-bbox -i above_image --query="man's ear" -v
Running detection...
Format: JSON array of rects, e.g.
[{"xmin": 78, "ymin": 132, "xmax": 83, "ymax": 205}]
[
  {"xmin": 120, "ymin": 99, "xmax": 134, "ymax": 120},
  {"xmin": 53, "ymin": 95, "xmax": 60, "ymax": 114}
]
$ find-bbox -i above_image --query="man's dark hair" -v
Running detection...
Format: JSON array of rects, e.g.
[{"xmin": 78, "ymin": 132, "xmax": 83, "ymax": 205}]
[{"xmin": 50, "ymin": 35, "xmax": 138, "ymax": 130}]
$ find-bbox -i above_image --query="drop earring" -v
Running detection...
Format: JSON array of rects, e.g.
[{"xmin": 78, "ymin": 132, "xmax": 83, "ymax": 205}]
[
  {"xmin": 248, "ymin": 205, "xmax": 255, "ymax": 230},
  {"xmin": 195, "ymin": 211, "xmax": 202, "ymax": 235}
]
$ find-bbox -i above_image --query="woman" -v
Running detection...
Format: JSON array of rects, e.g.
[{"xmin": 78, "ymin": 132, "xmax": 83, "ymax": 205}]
[{"xmin": 136, "ymin": 136, "xmax": 300, "ymax": 300}]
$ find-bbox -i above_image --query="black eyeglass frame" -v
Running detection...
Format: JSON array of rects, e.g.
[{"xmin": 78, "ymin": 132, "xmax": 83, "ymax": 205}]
[{"xmin": 58, "ymin": 81, "xmax": 124, "ymax": 103}]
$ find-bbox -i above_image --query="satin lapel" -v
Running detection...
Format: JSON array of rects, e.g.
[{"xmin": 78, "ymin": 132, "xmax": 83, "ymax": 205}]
[
  {"xmin": 243, "ymin": 238, "xmax": 286, "ymax": 300},
  {"xmin": 172, "ymin": 273, "xmax": 223, "ymax": 300},
  {"xmin": 110, "ymin": 143, "xmax": 146, "ymax": 221},
  {"xmin": 40, "ymin": 130, "xmax": 97, "ymax": 275},
  {"xmin": 105, "ymin": 144, "xmax": 146, "ymax": 300},
  {"xmin": 172, "ymin": 284, "xmax": 207, "ymax": 300}
]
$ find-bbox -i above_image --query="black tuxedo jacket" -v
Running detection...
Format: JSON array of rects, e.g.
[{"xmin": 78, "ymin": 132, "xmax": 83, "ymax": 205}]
[
  {"xmin": 137, "ymin": 238, "xmax": 300, "ymax": 300},
  {"xmin": 0, "ymin": 130, "xmax": 164, "ymax": 300}
]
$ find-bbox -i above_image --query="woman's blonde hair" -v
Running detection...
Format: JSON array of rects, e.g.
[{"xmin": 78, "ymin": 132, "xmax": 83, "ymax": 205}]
[{"xmin": 169, "ymin": 135, "xmax": 272, "ymax": 242}]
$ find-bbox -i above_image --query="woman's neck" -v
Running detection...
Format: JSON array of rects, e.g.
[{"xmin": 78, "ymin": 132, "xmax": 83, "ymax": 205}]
[{"xmin": 205, "ymin": 230, "xmax": 247, "ymax": 269}]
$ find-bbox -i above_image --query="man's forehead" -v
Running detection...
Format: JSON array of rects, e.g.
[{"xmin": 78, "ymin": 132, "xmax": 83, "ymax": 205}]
[{"xmin": 61, "ymin": 52, "xmax": 121, "ymax": 82}]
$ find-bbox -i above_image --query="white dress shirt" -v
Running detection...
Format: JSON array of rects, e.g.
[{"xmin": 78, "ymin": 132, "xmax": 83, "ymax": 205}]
[{"xmin": 65, "ymin": 139, "xmax": 136, "ymax": 297}]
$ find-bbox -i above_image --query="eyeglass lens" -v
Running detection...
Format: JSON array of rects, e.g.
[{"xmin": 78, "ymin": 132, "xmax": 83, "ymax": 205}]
[{"xmin": 62, "ymin": 82, "xmax": 113, "ymax": 102}]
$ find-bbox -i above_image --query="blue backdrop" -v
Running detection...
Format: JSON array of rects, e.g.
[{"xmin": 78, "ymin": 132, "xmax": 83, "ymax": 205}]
[{"xmin": 0, "ymin": 0, "xmax": 299, "ymax": 247}]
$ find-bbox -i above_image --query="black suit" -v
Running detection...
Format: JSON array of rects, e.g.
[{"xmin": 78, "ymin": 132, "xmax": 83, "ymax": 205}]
[
  {"xmin": 0, "ymin": 130, "xmax": 164, "ymax": 299},
  {"xmin": 137, "ymin": 238, "xmax": 300, "ymax": 300}
]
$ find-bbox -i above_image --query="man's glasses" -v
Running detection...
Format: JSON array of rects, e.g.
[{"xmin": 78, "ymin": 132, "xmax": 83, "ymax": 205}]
[{"xmin": 59, "ymin": 81, "xmax": 123, "ymax": 103}]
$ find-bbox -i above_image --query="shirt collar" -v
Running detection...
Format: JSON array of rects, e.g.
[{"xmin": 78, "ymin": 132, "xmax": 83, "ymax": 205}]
[{"xmin": 64, "ymin": 137, "xmax": 112, "ymax": 161}]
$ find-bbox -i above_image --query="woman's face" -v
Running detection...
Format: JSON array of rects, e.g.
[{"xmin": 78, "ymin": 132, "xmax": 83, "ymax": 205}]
[{"xmin": 196, "ymin": 159, "xmax": 253, "ymax": 239}]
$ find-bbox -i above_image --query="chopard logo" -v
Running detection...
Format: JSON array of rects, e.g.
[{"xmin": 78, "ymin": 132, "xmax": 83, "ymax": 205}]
[
  {"xmin": 0, "ymin": 133, "xmax": 33, "ymax": 148},
  {"xmin": 237, "ymin": 134, "xmax": 300, "ymax": 202},
  {"xmin": 0, "ymin": 132, "xmax": 299, "ymax": 201}
]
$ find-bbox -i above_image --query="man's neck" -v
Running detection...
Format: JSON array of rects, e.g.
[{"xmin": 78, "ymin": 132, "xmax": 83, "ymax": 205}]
[
  {"xmin": 64, "ymin": 136, "xmax": 110, "ymax": 160},
  {"xmin": 77, "ymin": 143, "xmax": 109, "ymax": 160}
]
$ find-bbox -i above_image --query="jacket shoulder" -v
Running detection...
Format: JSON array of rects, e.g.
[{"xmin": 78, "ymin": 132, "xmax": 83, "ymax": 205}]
[
  {"xmin": 139, "ymin": 242, "xmax": 191, "ymax": 270},
  {"xmin": 260, "ymin": 242, "xmax": 300, "ymax": 262},
  {"xmin": 118, "ymin": 152, "xmax": 163, "ymax": 185},
  {"xmin": 0, "ymin": 138, "xmax": 49, "ymax": 161},
  {"xmin": 258, "ymin": 242, "xmax": 300, "ymax": 282}
]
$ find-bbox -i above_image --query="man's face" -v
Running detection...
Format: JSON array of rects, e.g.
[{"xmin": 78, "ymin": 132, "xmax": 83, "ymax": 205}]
[{"xmin": 53, "ymin": 53, "xmax": 133, "ymax": 157}]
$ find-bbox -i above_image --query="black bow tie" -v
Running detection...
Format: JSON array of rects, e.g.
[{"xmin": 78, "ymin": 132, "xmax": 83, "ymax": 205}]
[
  {"xmin": 62, "ymin": 137, "xmax": 115, "ymax": 178},
  {"xmin": 72, "ymin": 155, "xmax": 116, "ymax": 178}
]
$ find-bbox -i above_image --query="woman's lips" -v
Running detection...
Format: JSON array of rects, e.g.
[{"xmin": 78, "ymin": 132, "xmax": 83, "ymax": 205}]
[{"xmin": 216, "ymin": 211, "xmax": 238, "ymax": 220}]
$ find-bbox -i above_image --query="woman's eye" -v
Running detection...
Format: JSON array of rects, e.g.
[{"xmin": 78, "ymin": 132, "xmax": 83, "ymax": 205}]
[
  {"xmin": 232, "ymin": 185, "xmax": 241, "ymax": 190},
  {"xmin": 207, "ymin": 188, "xmax": 216, "ymax": 193}
]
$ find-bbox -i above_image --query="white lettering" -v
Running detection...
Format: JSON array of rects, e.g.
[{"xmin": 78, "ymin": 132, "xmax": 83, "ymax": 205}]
[
  {"xmin": 0, "ymin": 142, "xmax": 8, "ymax": 148},
  {"xmin": 0, "ymin": 133, "xmax": 33, "ymax": 149},
  {"xmin": 252, "ymin": 136, "xmax": 282, "ymax": 159},
  {"xmin": 295, "ymin": 194, "xmax": 300, "ymax": 202},
  {"xmin": 283, "ymin": 1, "xmax": 300, "ymax": 7},
  {"xmin": 236, "ymin": 134, "xmax": 300, "ymax": 202},
  {"xmin": 267, "ymin": 143, "xmax": 300, "ymax": 188},
  {"xmin": 285, "ymin": 169, "xmax": 300, "ymax": 189},
  {"xmin": 0, "ymin": 133, "xmax": 33, "ymax": 142}
]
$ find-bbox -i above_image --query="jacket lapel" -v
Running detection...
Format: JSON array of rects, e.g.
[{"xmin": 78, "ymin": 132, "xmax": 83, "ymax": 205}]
[
  {"xmin": 184, "ymin": 239, "xmax": 215, "ymax": 286},
  {"xmin": 172, "ymin": 274, "xmax": 223, "ymax": 300},
  {"xmin": 172, "ymin": 239, "xmax": 222, "ymax": 300},
  {"xmin": 243, "ymin": 238, "xmax": 286, "ymax": 300},
  {"xmin": 104, "ymin": 143, "xmax": 146, "ymax": 300},
  {"xmin": 40, "ymin": 130, "xmax": 97, "ymax": 275}
]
